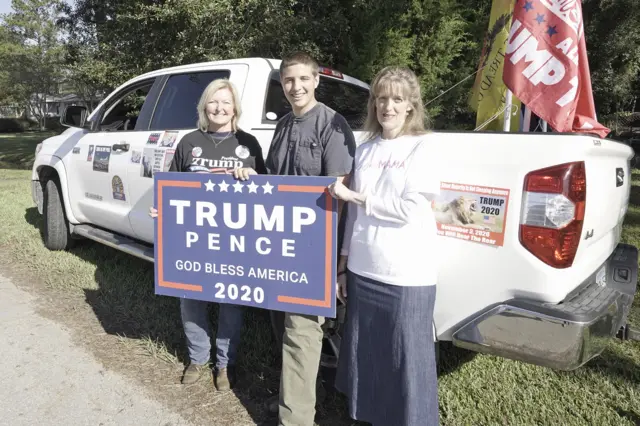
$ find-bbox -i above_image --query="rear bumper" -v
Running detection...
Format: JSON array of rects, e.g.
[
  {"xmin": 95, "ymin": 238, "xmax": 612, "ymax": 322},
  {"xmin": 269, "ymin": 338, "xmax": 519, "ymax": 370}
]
[{"xmin": 452, "ymin": 243, "xmax": 638, "ymax": 371}]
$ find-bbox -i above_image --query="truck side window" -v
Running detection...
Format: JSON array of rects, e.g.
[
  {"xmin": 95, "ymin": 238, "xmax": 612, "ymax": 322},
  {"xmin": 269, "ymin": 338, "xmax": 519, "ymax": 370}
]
[
  {"xmin": 149, "ymin": 70, "xmax": 231, "ymax": 130},
  {"xmin": 263, "ymin": 71, "xmax": 369, "ymax": 129},
  {"xmin": 100, "ymin": 81, "xmax": 154, "ymax": 132}
]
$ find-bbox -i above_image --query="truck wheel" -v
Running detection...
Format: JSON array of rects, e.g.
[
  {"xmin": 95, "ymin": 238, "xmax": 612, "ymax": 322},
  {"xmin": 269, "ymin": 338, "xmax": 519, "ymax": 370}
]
[{"xmin": 43, "ymin": 177, "xmax": 74, "ymax": 250}]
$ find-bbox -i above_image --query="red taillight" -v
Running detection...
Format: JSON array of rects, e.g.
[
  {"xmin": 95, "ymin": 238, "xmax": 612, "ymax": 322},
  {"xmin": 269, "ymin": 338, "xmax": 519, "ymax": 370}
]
[
  {"xmin": 318, "ymin": 66, "xmax": 344, "ymax": 79},
  {"xmin": 519, "ymin": 162, "xmax": 586, "ymax": 268}
]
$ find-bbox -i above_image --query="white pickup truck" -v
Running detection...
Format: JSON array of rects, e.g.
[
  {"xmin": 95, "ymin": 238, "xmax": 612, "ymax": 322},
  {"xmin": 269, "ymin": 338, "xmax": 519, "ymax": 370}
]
[{"xmin": 31, "ymin": 57, "xmax": 639, "ymax": 372}]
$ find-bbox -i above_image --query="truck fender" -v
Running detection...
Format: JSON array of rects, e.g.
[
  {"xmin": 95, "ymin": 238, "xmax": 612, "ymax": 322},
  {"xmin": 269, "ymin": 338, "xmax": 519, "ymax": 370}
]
[{"xmin": 33, "ymin": 154, "xmax": 79, "ymax": 226}]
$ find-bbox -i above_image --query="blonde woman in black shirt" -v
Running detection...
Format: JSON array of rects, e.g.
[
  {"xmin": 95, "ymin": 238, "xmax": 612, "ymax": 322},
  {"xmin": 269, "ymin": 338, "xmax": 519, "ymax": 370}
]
[{"xmin": 150, "ymin": 78, "xmax": 266, "ymax": 391}]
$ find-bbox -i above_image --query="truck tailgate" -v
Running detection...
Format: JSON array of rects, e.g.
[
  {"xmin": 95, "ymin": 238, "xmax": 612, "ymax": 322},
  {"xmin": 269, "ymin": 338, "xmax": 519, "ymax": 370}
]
[{"xmin": 429, "ymin": 132, "xmax": 633, "ymax": 339}]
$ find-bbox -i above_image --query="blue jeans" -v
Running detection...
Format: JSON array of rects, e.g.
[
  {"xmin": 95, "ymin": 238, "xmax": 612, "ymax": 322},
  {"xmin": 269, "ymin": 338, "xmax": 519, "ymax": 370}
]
[{"xmin": 180, "ymin": 298, "xmax": 244, "ymax": 370}]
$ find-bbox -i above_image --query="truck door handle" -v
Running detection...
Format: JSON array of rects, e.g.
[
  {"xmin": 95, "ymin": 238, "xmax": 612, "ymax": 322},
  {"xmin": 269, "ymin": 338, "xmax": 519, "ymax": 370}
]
[{"xmin": 112, "ymin": 143, "xmax": 130, "ymax": 152}]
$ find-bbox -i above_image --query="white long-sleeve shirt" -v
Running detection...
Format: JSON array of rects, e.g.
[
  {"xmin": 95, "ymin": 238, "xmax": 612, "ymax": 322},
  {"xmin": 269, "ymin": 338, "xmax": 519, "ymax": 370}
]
[{"xmin": 341, "ymin": 133, "xmax": 440, "ymax": 287}]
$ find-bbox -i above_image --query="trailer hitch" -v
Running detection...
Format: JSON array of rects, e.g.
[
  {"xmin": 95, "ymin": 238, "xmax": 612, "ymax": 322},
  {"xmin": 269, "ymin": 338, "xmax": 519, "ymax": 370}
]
[{"xmin": 617, "ymin": 324, "xmax": 640, "ymax": 341}]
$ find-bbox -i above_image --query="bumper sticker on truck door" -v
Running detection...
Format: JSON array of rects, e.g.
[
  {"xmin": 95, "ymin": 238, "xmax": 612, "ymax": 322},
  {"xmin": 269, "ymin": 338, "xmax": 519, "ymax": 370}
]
[
  {"xmin": 159, "ymin": 131, "xmax": 179, "ymax": 148},
  {"xmin": 146, "ymin": 132, "xmax": 161, "ymax": 145},
  {"xmin": 130, "ymin": 150, "xmax": 142, "ymax": 164},
  {"xmin": 112, "ymin": 175, "xmax": 126, "ymax": 201},
  {"xmin": 163, "ymin": 149, "xmax": 175, "ymax": 171},
  {"xmin": 93, "ymin": 146, "xmax": 111, "ymax": 173},
  {"xmin": 431, "ymin": 182, "xmax": 510, "ymax": 247},
  {"xmin": 141, "ymin": 148, "xmax": 168, "ymax": 178}
]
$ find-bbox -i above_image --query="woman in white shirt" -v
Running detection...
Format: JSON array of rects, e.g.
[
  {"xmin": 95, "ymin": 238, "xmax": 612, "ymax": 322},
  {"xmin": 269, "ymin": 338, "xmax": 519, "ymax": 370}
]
[{"xmin": 328, "ymin": 66, "xmax": 441, "ymax": 426}]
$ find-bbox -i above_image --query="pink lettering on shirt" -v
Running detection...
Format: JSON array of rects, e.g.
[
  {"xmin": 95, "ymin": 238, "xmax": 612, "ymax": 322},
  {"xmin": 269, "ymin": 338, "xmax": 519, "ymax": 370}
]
[{"xmin": 357, "ymin": 159, "xmax": 406, "ymax": 170}]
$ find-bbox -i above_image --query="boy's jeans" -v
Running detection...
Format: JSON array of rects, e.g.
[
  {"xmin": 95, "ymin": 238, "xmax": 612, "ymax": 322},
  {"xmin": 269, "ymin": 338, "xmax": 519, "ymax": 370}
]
[{"xmin": 180, "ymin": 298, "xmax": 244, "ymax": 369}]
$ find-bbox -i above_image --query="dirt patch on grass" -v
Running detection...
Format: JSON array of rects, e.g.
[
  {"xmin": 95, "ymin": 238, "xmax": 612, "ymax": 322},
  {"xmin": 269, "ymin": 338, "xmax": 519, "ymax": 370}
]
[
  {"xmin": 0, "ymin": 252, "xmax": 260, "ymax": 425},
  {"xmin": 0, "ymin": 249, "xmax": 353, "ymax": 426}
]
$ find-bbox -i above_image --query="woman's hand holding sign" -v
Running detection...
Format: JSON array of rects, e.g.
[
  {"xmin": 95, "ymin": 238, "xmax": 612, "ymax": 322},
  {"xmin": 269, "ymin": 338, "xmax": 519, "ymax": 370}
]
[
  {"xmin": 327, "ymin": 178, "xmax": 353, "ymax": 202},
  {"xmin": 329, "ymin": 178, "xmax": 361, "ymax": 306},
  {"xmin": 233, "ymin": 167, "xmax": 257, "ymax": 181},
  {"xmin": 328, "ymin": 177, "xmax": 367, "ymax": 206}
]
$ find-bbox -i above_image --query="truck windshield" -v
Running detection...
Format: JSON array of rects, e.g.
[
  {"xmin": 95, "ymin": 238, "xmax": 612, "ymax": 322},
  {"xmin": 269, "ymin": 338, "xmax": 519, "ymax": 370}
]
[{"xmin": 263, "ymin": 71, "xmax": 369, "ymax": 130}]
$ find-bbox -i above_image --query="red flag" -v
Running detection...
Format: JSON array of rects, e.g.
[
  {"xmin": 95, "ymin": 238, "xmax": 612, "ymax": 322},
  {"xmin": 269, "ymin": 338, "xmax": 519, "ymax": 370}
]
[{"xmin": 503, "ymin": 0, "xmax": 610, "ymax": 138}]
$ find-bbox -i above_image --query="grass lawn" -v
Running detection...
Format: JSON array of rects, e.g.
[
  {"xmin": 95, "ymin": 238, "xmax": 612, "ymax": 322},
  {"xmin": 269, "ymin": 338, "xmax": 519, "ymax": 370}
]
[{"xmin": 0, "ymin": 133, "xmax": 639, "ymax": 425}]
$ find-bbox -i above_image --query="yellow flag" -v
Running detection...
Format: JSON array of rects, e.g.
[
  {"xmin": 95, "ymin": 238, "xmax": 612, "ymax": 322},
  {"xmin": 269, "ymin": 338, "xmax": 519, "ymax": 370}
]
[{"xmin": 469, "ymin": 0, "xmax": 521, "ymax": 131}]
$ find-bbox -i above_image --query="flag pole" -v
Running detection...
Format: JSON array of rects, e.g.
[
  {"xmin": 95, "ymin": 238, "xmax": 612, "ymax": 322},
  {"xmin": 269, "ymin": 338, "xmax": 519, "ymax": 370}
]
[
  {"xmin": 503, "ymin": 89, "xmax": 513, "ymax": 131},
  {"xmin": 541, "ymin": 120, "xmax": 548, "ymax": 132},
  {"xmin": 523, "ymin": 106, "xmax": 532, "ymax": 132}
]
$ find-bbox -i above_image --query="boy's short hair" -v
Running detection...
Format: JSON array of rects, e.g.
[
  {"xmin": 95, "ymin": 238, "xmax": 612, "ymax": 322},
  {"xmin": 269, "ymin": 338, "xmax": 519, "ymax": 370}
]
[{"xmin": 279, "ymin": 51, "xmax": 319, "ymax": 75}]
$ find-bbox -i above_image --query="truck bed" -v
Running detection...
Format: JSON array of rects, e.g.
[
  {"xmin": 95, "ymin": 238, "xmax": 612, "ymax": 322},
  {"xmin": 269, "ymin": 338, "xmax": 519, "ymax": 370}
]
[{"xmin": 429, "ymin": 131, "xmax": 632, "ymax": 339}]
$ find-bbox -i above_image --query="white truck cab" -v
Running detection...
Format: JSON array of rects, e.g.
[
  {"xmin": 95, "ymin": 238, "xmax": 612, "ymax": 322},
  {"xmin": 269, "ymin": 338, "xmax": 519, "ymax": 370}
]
[{"xmin": 31, "ymin": 57, "xmax": 639, "ymax": 371}]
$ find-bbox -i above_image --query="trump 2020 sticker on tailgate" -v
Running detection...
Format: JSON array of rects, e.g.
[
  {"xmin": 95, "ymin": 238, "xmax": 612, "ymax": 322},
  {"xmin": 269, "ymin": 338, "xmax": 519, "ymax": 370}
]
[
  {"xmin": 432, "ymin": 181, "xmax": 510, "ymax": 247},
  {"xmin": 153, "ymin": 172, "xmax": 338, "ymax": 318}
]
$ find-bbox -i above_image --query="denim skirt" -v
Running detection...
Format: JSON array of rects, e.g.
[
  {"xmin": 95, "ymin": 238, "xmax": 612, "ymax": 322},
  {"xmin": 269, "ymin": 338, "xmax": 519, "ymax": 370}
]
[{"xmin": 335, "ymin": 270, "xmax": 439, "ymax": 426}]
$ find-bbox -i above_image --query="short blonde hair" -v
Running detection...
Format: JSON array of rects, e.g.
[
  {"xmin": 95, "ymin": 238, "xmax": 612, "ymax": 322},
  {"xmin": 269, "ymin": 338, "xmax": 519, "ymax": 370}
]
[
  {"xmin": 197, "ymin": 79, "xmax": 242, "ymax": 132},
  {"xmin": 363, "ymin": 66, "xmax": 430, "ymax": 141}
]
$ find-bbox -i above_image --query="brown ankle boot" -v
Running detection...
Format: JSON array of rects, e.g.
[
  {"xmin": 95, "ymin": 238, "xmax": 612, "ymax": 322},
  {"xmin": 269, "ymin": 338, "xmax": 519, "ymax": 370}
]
[
  {"xmin": 181, "ymin": 363, "xmax": 209, "ymax": 385},
  {"xmin": 215, "ymin": 367, "xmax": 235, "ymax": 391}
]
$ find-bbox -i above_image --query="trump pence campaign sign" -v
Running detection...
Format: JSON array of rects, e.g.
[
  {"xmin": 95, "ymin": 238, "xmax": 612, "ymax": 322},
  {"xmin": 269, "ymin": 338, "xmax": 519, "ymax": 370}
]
[{"xmin": 153, "ymin": 172, "xmax": 338, "ymax": 318}]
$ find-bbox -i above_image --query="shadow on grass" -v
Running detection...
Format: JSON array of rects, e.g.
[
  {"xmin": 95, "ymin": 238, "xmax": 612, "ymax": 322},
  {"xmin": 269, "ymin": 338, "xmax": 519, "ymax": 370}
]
[
  {"xmin": 614, "ymin": 407, "xmax": 640, "ymax": 426},
  {"xmin": 25, "ymin": 207, "xmax": 44, "ymax": 240},
  {"xmin": 581, "ymin": 346, "xmax": 640, "ymax": 386},
  {"xmin": 437, "ymin": 341, "xmax": 478, "ymax": 377},
  {"xmin": 630, "ymin": 184, "xmax": 640, "ymax": 209},
  {"xmin": 23, "ymin": 206, "xmax": 285, "ymax": 425},
  {"xmin": 624, "ymin": 208, "xmax": 640, "ymax": 228},
  {"xmin": 0, "ymin": 131, "xmax": 57, "ymax": 170}
]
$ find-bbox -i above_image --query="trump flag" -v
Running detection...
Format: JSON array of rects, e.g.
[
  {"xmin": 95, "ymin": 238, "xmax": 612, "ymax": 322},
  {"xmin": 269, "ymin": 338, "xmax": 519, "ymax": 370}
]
[{"xmin": 503, "ymin": 0, "xmax": 610, "ymax": 138}]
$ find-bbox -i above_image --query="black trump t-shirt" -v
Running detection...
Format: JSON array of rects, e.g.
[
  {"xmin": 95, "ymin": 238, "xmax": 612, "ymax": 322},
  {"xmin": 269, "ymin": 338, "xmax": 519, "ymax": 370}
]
[{"xmin": 170, "ymin": 129, "xmax": 266, "ymax": 174}]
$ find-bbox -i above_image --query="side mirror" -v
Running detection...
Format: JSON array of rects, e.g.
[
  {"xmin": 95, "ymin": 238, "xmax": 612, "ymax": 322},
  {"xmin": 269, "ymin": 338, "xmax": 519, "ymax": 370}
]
[{"xmin": 60, "ymin": 105, "xmax": 88, "ymax": 128}]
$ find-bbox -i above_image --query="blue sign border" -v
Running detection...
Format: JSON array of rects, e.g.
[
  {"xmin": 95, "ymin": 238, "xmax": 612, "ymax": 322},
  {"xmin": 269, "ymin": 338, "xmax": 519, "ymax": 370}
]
[{"xmin": 153, "ymin": 172, "xmax": 338, "ymax": 318}]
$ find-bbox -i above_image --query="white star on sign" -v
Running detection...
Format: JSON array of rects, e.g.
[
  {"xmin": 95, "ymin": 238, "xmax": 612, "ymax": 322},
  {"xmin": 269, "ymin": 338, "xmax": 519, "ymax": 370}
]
[
  {"xmin": 218, "ymin": 181, "xmax": 230, "ymax": 192},
  {"xmin": 262, "ymin": 181, "xmax": 274, "ymax": 194},
  {"xmin": 247, "ymin": 181, "xmax": 259, "ymax": 193},
  {"xmin": 233, "ymin": 181, "xmax": 244, "ymax": 193},
  {"xmin": 204, "ymin": 179, "xmax": 215, "ymax": 192}
]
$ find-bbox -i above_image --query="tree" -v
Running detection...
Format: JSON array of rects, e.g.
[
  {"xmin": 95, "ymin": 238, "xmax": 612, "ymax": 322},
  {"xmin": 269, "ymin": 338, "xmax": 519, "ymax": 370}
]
[
  {"xmin": 582, "ymin": 0, "xmax": 640, "ymax": 118},
  {"xmin": 0, "ymin": 0, "xmax": 65, "ymax": 128},
  {"xmin": 335, "ymin": 0, "xmax": 491, "ymax": 128},
  {"xmin": 57, "ymin": 0, "xmax": 637, "ymax": 131}
]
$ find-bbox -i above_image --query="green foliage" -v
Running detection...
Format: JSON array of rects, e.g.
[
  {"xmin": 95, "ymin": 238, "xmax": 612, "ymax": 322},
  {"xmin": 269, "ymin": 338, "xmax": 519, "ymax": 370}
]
[
  {"xmin": 583, "ymin": 0, "xmax": 640, "ymax": 117},
  {"xmin": 2, "ymin": 0, "xmax": 637, "ymax": 130},
  {"xmin": 0, "ymin": 0, "xmax": 65, "ymax": 128}
]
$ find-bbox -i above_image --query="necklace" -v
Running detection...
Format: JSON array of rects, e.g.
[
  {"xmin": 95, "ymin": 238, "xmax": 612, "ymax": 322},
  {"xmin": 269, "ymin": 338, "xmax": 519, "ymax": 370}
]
[{"xmin": 207, "ymin": 130, "xmax": 233, "ymax": 147}]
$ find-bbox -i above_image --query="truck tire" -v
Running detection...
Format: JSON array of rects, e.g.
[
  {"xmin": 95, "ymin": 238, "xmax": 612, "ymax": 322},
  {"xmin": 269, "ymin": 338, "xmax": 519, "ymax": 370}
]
[{"xmin": 43, "ymin": 177, "xmax": 74, "ymax": 250}]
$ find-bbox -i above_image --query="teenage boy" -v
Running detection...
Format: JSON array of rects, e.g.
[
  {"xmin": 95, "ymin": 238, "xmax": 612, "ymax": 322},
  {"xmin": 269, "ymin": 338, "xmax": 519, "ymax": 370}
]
[{"xmin": 234, "ymin": 51, "xmax": 355, "ymax": 425}]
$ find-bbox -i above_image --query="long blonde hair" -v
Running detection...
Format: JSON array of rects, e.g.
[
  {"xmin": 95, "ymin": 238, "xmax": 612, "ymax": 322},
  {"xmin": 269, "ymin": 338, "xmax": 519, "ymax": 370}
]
[
  {"xmin": 196, "ymin": 79, "xmax": 242, "ymax": 132},
  {"xmin": 362, "ymin": 66, "xmax": 430, "ymax": 141}
]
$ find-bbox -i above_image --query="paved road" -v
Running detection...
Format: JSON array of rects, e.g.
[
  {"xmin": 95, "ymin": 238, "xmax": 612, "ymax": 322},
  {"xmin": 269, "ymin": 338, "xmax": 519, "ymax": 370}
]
[{"xmin": 0, "ymin": 272, "xmax": 193, "ymax": 426}]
